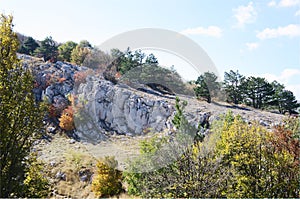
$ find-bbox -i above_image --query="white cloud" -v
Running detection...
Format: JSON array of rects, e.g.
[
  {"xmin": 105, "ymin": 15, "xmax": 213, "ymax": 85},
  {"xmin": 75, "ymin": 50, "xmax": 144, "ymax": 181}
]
[
  {"xmin": 257, "ymin": 24, "xmax": 300, "ymax": 39},
  {"xmin": 233, "ymin": 2, "xmax": 257, "ymax": 28},
  {"xmin": 246, "ymin": 42, "xmax": 259, "ymax": 50},
  {"xmin": 263, "ymin": 69, "xmax": 300, "ymax": 83},
  {"xmin": 278, "ymin": 0, "xmax": 300, "ymax": 7},
  {"xmin": 180, "ymin": 26, "xmax": 223, "ymax": 38},
  {"xmin": 262, "ymin": 68, "xmax": 300, "ymax": 100},
  {"xmin": 286, "ymin": 84, "xmax": 300, "ymax": 100},
  {"xmin": 267, "ymin": 0, "xmax": 300, "ymax": 7},
  {"xmin": 295, "ymin": 9, "xmax": 300, "ymax": 16},
  {"xmin": 268, "ymin": 0, "xmax": 277, "ymax": 6}
]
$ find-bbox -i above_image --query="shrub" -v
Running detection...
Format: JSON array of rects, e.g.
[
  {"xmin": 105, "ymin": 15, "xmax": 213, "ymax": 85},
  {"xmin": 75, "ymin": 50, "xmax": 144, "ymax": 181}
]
[
  {"xmin": 59, "ymin": 106, "xmax": 75, "ymax": 131},
  {"xmin": 92, "ymin": 156, "xmax": 123, "ymax": 197},
  {"xmin": 125, "ymin": 111, "xmax": 299, "ymax": 198},
  {"xmin": 23, "ymin": 153, "xmax": 50, "ymax": 198}
]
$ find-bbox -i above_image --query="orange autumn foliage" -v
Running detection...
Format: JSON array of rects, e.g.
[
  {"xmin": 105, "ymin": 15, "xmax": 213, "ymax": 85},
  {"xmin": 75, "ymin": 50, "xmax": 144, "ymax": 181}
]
[
  {"xmin": 59, "ymin": 106, "xmax": 75, "ymax": 131},
  {"xmin": 272, "ymin": 125, "xmax": 299, "ymax": 166}
]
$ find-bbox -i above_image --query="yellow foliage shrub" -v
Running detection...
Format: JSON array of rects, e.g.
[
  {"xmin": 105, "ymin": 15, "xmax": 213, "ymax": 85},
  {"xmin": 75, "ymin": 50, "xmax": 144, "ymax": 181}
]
[{"xmin": 91, "ymin": 156, "xmax": 123, "ymax": 197}]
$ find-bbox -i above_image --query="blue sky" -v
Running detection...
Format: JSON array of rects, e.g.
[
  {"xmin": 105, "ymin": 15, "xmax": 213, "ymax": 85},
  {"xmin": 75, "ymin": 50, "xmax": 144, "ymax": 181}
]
[{"xmin": 1, "ymin": 0, "xmax": 299, "ymax": 99}]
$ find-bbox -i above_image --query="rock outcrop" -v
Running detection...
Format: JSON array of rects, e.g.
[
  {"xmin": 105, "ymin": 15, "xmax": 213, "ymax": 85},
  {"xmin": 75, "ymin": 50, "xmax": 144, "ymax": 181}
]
[
  {"xmin": 74, "ymin": 77, "xmax": 174, "ymax": 142},
  {"xmin": 22, "ymin": 55, "xmax": 177, "ymax": 142},
  {"xmin": 21, "ymin": 55, "xmax": 286, "ymax": 144}
]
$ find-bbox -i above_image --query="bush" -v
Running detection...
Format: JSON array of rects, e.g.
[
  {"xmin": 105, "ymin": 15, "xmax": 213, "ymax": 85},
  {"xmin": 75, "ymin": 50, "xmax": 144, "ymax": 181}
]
[
  {"xmin": 92, "ymin": 156, "xmax": 123, "ymax": 197},
  {"xmin": 59, "ymin": 106, "xmax": 75, "ymax": 131},
  {"xmin": 125, "ymin": 111, "xmax": 299, "ymax": 198},
  {"xmin": 23, "ymin": 153, "xmax": 50, "ymax": 198},
  {"xmin": 74, "ymin": 70, "xmax": 88, "ymax": 87}
]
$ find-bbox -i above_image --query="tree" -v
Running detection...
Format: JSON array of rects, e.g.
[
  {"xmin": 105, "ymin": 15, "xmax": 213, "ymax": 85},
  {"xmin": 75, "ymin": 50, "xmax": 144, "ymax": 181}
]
[
  {"xmin": 194, "ymin": 72, "xmax": 220, "ymax": 103},
  {"xmin": 78, "ymin": 40, "xmax": 92, "ymax": 48},
  {"xmin": 133, "ymin": 49, "xmax": 145, "ymax": 66},
  {"xmin": 223, "ymin": 70, "xmax": 245, "ymax": 104},
  {"xmin": 111, "ymin": 48, "xmax": 145, "ymax": 75},
  {"xmin": 118, "ymin": 48, "xmax": 135, "ymax": 74},
  {"xmin": 124, "ymin": 98, "xmax": 213, "ymax": 198},
  {"xmin": 18, "ymin": 36, "xmax": 40, "ymax": 55},
  {"xmin": 125, "ymin": 143, "xmax": 229, "ymax": 198},
  {"xmin": 34, "ymin": 36, "xmax": 58, "ymax": 61},
  {"xmin": 215, "ymin": 113, "xmax": 299, "ymax": 198},
  {"xmin": 70, "ymin": 45, "xmax": 90, "ymax": 65},
  {"xmin": 145, "ymin": 53, "xmax": 158, "ymax": 66},
  {"xmin": 83, "ymin": 48, "xmax": 112, "ymax": 70},
  {"xmin": 271, "ymin": 81, "xmax": 299, "ymax": 113},
  {"xmin": 172, "ymin": 97, "xmax": 187, "ymax": 129},
  {"xmin": 242, "ymin": 76, "xmax": 274, "ymax": 109},
  {"xmin": 277, "ymin": 90, "xmax": 300, "ymax": 114},
  {"xmin": 58, "ymin": 41, "xmax": 77, "ymax": 62},
  {"xmin": 0, "ymin": 14, "xmax": 45, "ymax": 197}
]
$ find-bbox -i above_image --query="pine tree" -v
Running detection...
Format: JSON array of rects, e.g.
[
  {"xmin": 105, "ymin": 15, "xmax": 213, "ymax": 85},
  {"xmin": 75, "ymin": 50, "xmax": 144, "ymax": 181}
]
[
  {"xmin": 0, "ymin": 14, "xmax": 45, "ymax": 197},
  {"xmin": 21, "ymin": 36, "xmax": 39, "ymax": 55},
  {"xmin": 223, "ymin": 70, "xmax": 245, "ymax": 104},
  {"xmin": 194, "ymin": 72, "xmax": 220, "ymax": 103},
  {"xmin": 271, "ymin": 81, "xmax": 300, "ymax": 114},
  {"xmin": 34, "ymin": 36, "xmax": 58, "ymax": 61},
  {"xmin": 242, "ymin": 76, "xmax": 274, "ymax": 109},
  {"xmin": 145, "ymin": 53, "xmax": 158, "ymax": 65},
  {"xmin": 277, "ymin": 90, "xmax": 300, "ymax": 114}
]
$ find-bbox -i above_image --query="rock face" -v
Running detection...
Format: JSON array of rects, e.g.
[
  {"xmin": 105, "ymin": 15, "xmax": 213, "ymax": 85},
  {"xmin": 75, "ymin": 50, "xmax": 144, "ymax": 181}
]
[
  {"xmin": 22, "ymin": 56, "xmax": 285, "ymax": 144},
  {"xmin": 28, "ymin": 60, "xmax": 86, "ymax": 103},
  {"xmin": 74, "ymin": 77, "xmax": 174, "ymax": 142},
  {"xmin": 23, "ymin": 56, "xmax": 176, "ymax": 142}
]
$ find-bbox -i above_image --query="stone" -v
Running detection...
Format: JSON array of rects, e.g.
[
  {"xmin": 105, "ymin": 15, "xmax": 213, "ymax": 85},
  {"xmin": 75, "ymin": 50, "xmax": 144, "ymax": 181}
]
[
  {"xmin": 47, "ymin": 126, "xmax": 56, "ymax": 134},
  {"xmin": 259, "ymin": 120, "xmax": 268, "ymax": 127},
  {"xmin": 55, "ymin": 171, "xmax": 66, "ymax": 180},
  {"xmin": 69, "ymin": 139, "xmax": 76, "ymax": 144},
  {"xmin": 50, "ymin": 160, "xmax": 56, "ymax": 167},
  {"xmin": 78, "ymin": 169, "xmax": 93, "ymax": 182}
]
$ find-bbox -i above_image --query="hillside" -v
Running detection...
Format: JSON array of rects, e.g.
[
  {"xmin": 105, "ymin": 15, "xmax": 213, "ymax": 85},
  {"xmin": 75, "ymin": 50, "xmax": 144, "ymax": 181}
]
[{"xmin": 20, "ymin": 55, "xmax": 292, "ymax": 198}]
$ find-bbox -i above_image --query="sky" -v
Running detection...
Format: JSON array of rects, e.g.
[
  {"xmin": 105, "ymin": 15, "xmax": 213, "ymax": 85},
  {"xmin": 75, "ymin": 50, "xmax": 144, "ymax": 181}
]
[{"xmin": 0, "ymin": 0, "xmax": 299, "ymax": 99}]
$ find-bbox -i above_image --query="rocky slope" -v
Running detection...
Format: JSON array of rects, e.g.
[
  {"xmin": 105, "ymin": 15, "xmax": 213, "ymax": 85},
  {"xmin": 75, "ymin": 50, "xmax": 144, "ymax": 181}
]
[
  {"xmin": 23, "ymin": 55, "xmax": 284, "ymax": 139},
  {"xmin": 19, "ymin": 54, "xmax": 290, "ymax": 197}
]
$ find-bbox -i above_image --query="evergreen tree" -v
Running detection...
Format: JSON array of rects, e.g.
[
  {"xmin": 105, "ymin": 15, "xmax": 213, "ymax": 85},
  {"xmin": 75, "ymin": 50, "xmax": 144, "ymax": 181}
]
[
  {"xmin": 78, "ymin": 40, "xmax": 92, "ymax": 48},
  {"xmin": 172, "ymin": 97, "xmax": 187, "ymax": 129},
  {"xmin": 242, "ymin": 76, "xmax": 274, "ymax": 109},
  {"xmin": 194, "ymin": 72, "xmax": 220, "ymax": 103},
  {"xmin": 0, "ymin": 14, "xmax": 45, "ymax": 197},
  {"xmin": 133, "ymin": 49, "xmax": 145, "ymax": 66},
  {"xmin": 21, "ymin": 36, "xmax": 39, "ymax": 55},
  {"xmin": 34, "ymin": 36, "xmax": 58, "ymax": 61},
  {"xmin": 271, "ymin": 81, "xmax": 299, "ymax": 114},
  {"xmin": 277, "ymin": 90, "xmax": 300, "ymax": 114},
  {"xmin": 145, "ymin": 53, "xmax": 158, "ymax": 66},
  {"xmin": 223, "ymin": 70, "xmax": 245, "ymax": 104}
]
